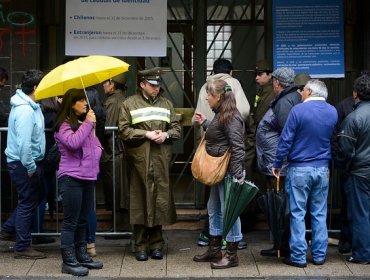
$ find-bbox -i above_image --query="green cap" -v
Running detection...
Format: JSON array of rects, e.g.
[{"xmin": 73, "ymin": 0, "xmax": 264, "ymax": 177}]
[
  {"xmin": 255, "ymin": 59, "xmax": 272, "ymax": 73},
  {"xmin": 294, "ymin": 73, "xmax": 311, "ymax": 87},
  {"xmin": 111, "ymin": 73, "xmax": 126, "ymax": 85},
  {"xmin": 138, "ymin": 67, "xmax": 162, "ymax": 85}
]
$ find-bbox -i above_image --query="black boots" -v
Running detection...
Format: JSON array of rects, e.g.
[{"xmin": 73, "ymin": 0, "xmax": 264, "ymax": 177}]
[
  {"xmin": 193, "ymin": 236, "xmax": 222, "ymax": 262},
  {"xmin": 211, "ymin": 242, "xmax": 239, "ymax": 269},
  {"xmin": 61, "ymin": 247, "xmax": 89, "ymax": 277},
  {"xmin": 75, "ymin": 245, "xmax": 103, "ymax": 269}
]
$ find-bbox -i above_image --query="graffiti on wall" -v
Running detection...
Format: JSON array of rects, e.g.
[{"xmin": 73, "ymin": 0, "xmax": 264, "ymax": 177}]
[{"xmin": 0, "ymin": 3, "xmax": 36, "ymax": 56}]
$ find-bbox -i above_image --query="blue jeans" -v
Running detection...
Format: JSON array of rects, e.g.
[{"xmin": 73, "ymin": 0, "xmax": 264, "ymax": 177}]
[
  {"xmin": 346, "ymin": 175, "xmax": 370, "ymax": 261},
  {"xmin": 1, "ymin": 161, "xmax": 43, "ymax": 251},
  {"xmin": 86, "ymin": 208, "xmax": 97, "ymax": 244},
  {"xmin": 207, "ymin": 178, "xmax": 242, "ymax": 242},
  {"xmin": 286, "ymin": 166, "xmax": 329, "ymax": 264},
  {"xmin": 59, "ymin": 176, "xmax": 95, "ymax": 248}
]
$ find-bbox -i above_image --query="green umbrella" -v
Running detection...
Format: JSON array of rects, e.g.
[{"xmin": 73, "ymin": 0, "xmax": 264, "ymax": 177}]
[{"xmin": 223, "ymin": 176, "xmax": 259, "ymax": 239}]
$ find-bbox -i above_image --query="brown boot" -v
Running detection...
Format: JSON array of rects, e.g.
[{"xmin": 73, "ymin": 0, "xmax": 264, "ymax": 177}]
[
  {"xmin": 211, "ymin": 242, "xmax": 239, "ymax": 269},
  {"xmin": 193, "ymin": 236, "xmax": 222, "ymax": 262}
]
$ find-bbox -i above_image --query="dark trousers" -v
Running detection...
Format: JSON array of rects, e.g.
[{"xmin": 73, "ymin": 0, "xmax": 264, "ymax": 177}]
[
  {"xmin": 346, "ymin": 175, "xmax": 370, "ymax": 261},
  {"xmin": 339, "ymin": 174, "xmax": 352, "ymax": 243},
  {"xmin": 134, "ymin": 224, "xmax": 164, "ymax": 252},
  {"xmin": 59, "ymin": 176, "xmax": 94, "ymax": 248},
  {"xmin": 1, "ymin": 161, "xmax": 43, "ymax": 251}
]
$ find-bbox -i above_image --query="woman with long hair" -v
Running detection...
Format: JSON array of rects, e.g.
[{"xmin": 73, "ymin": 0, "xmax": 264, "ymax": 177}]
[
  {"xmin": 193, "ymin": 79, "xmax": 245, "ymax": 269},
  {"xmin": 54, "ymin": 88, "xmax": 103, "ymax": 276}
]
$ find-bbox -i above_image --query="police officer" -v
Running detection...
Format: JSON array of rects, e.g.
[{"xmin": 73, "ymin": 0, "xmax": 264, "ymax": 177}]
[{"xmin": 118, "ymin": 67, "xmax": 181, "ymax": 261}]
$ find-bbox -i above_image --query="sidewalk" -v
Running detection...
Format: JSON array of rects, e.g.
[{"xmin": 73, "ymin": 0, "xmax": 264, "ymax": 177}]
[{"xmin": 1, "ymin": 229, "xmax": 370, "ymax": 279}]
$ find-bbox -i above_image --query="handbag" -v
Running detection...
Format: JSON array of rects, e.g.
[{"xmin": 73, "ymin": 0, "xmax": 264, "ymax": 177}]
[
  {"xmin": 45, "ymin": 143, "xmax": 61, "ymax": 170},
  {"xmin": 191, "ymin": 136, "xmax": 231, "ymax": 186}
]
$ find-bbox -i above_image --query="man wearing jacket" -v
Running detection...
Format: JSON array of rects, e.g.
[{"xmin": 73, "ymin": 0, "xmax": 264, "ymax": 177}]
[
  {"xmin": 0, "ymin": 69, "xmax": 46, "ymax": 259},
  {"xmin": 336, "ymin": 74, "xmax": 370, "ymax": 264},
  {"xmin": 272, "ymin": 79, "xmax": 337, "ymax": 267},
  {"xmin": 118, "ymin": 67, "xmax": 181, "ymax": 261},
  {"xmin": 101, "ymin": 73, "xmax": 129, "ymax": 234},
  {"xmin": 256, "ymin": 67, "xmax": 301, "ymax": 257}
]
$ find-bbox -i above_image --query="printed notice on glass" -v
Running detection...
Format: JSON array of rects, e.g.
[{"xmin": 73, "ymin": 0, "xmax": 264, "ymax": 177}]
[
  {"xmin": 65, "ymin": 0, "xmax": 167, "ymax": 57},
  {"xmin": 272, "ymin": 0, "xmax": 344, "ymax": 78}
]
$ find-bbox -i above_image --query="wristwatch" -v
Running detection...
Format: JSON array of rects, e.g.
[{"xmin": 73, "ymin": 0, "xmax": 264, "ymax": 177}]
[{"xmin": 166, "ymin": 132, "xmax": 170, "ymax": 139}]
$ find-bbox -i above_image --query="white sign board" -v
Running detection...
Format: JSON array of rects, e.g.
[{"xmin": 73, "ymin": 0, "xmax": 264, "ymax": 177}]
[{"xmin": 65, "ymin": 0, "xmax": 167, "ymax": 57}]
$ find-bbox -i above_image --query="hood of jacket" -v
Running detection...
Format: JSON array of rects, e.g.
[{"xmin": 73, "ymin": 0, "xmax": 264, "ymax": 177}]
[{"xmin": 10, "ymin": 89, "xmax": 40, "ymax": 110}]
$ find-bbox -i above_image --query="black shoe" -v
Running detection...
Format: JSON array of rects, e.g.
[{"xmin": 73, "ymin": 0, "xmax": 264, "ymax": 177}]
[
  {"xmin": 32, "ymin": 236, "xmax": 56, "ymax": 245},
  {"xmin": 150, "ymin": 248, "xmax": 163, "ymax": 260},
  {"xmin": 0, "ymin": 231, "xmax": 16, "ymax": 242},
  {"xmin": 346, "ymin": 256, "xmax": 370, "ymax": 264},
  {"xmin": 260, "ymin": 247, "xmax": 277, "ymax": 256},
  {"xmin": 339, "ymin": 241, "xmax": 352, "ymax": 254},
  {"xmin": 312, "ymin": 258, "xmax": 326, "ymax": 265},
  {"xmin": 283, "ymin": 258, "xmax": 307, "ymax": 268},
  {"xmin": 260, "ymin": 247, "xmax": 290, "ymax": 257},
  {"xmin": 135, "ymin": 250, "xmax": 148, "ymax": 261}
]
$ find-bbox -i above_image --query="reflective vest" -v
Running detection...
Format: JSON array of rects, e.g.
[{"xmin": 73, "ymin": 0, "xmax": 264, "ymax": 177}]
[{"xmin": 130, "ymin": 107, "xmax": 171, "ymax": 124}]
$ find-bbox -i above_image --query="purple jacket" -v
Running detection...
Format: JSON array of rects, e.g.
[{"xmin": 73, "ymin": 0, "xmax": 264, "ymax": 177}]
[{"xmin": 55, "ymin": 119, "xmax": 102, "ymax": 181}]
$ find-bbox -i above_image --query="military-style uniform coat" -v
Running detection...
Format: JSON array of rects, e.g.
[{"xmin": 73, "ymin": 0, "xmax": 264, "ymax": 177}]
[{"xmin": 118, "ymin": 92, "xmax": 181, "ymax": 227}]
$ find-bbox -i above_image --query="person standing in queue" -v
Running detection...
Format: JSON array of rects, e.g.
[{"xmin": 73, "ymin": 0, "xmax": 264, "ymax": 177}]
[
  {"xmin": 193, "ymin": 79, "xmax": 245, "ymax": 269},
  {"xmin": 54, "ymin": 89, "xmax": 103, "ymax": 276},
  {"xmin": 118, "ymin": 67, "xmax": 181, "ymax": 261}
]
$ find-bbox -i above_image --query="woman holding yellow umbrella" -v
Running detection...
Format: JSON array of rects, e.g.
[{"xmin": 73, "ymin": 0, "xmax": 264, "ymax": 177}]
[{"xmin": 54, "ymin": 88, "xmax": 103, "ymax": 276}]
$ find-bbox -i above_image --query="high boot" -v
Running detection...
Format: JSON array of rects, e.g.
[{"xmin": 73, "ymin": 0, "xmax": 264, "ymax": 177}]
[
  {"xmin": 75, "ymin": 245, "xmax": 103, "ymax": 269},
  {"xmin": 211, "ymin": 242, "xmax": 239, "ymax": 269},
  {"xmin": 61, "ymin": 247, "xmax": 89, "ymax": 276},
  {"xmin": 193, "ymin": 236, "xmax": 222, "ymax": 262}
]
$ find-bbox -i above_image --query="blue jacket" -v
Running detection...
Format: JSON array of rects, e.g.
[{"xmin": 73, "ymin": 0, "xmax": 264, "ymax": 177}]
[
  {"xmin": 256, "ymin": 86, "xmax": 301, "ymax": 176},
  {"xmin": 273, "ymin": 98, "xmax": 338, "ymax": 169},
  {"xmin": 5, "ymin": 89, "xmax": 45, "ymax": 173}
]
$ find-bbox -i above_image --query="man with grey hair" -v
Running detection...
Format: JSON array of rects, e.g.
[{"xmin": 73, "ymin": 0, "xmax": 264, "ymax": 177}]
[
  {"xmin": 256, "ymin": 67, "xmax": 301, "ymax": 257},
  {"xmin": 272, "ymin": 79, "xmax": 338, "ymax": 267}
]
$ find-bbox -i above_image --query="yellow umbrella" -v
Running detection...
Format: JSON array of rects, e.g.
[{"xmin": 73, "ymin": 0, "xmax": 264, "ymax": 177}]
[{"xmin": 35, "ymin": 55, "xmax": 130, "ymax": 101}]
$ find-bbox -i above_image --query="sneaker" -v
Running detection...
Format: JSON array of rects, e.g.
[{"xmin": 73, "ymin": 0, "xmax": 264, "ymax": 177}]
[
  {"xmin": 32, "ymin": 236, "xmax": 56, "ymax": 245},
  {"xmin": 238, "ymin": 241, "xmax": 248, "ymax": 250},
  {"xmin": 0, "ymin": 231, "xmax": 16, "ymax": 242},
  {"xmin": 346, "ymin": 256, "xmax": 370, "ymax": 265},
  {"xmin": 14, "ymin": 247, "xmax": 47, "ymax": 259},
  {"xmin": 197, "ymin": 233, "xmax": 209, "ymax": 246}
]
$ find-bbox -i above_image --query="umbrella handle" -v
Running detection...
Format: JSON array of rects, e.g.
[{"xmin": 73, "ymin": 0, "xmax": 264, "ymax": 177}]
[{"xmin": 276, "ymin": 176, "xmax": 280, "ymax": 192}]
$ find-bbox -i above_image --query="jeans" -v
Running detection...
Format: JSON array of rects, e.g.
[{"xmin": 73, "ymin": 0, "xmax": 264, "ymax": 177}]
[
  {"xmin": 286, "ymin": 166, "xmax": 329, "ymax": 264},
  {"xmin": 1, "ymin": 161, "xmax": 43, "ymax": 251},
  {"xmin": 59, "ymin": 176, "xmax": 95, "ymax": 248},
  {"xmin": 346, "ymin": 175, "xmax": 370, "ymax": 261},
  {"xmin": 208, "ymin": 178, "xmax": 242, "ymax": 243},
  {"xmin": 86, "ymin": 208, "xmax": 97, "ymax": 244}
]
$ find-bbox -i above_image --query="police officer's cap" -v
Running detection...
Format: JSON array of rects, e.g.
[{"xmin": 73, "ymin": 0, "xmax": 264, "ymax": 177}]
[
  {"xmin": 138, "ymin": 67, "xmax": 162, "ymax": 85},
  {"xmin": 111, "ymin": 73, "xmax": 126, "ymax": 85},
  {"xmin": 255, "ymin": 59, "xmax": 272, "ymax": 73}
]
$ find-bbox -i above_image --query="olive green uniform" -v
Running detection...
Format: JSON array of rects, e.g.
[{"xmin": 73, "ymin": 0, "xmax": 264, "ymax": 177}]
[
  {"xmin": 118, "ymin": 92, "xmax": 181, "ymax": 251},
  {"xmin": 100, "ymin": 88, "xmax": 130, "ymax": 230}
]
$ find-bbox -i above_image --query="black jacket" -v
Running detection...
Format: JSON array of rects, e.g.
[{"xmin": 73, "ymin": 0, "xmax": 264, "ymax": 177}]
[
  {"xmin": 336, "ymin": 101, "xmax": 370, "ymax": 181},
  {"xmin": 204, "ymin": 109, "xmax": 245, "ymax": 178}
]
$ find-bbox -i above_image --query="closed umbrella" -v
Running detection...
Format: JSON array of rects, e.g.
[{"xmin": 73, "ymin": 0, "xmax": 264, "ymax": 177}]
[
  {"xmin": 257, "ymin": 176, "xmax": 289, "ymax": 258},
  {"xmin": 223, "ymin": 176, "xmax": 259, "ymax": 239}
]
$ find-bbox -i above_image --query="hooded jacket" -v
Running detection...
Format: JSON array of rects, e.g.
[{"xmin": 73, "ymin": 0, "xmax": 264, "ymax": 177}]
[
  {"xmin": 193, "ymin": 73, "xmax": 250, "ymax": 124},
  {"xmin": 5, "ymin": 89, "xmax": 45, "ymax": 173}
]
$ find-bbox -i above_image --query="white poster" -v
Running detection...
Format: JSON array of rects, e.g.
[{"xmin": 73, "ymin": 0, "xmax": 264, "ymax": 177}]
[{"xmin": 65, "ymin": 0, "xmax": 167, "ymax": 57}]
